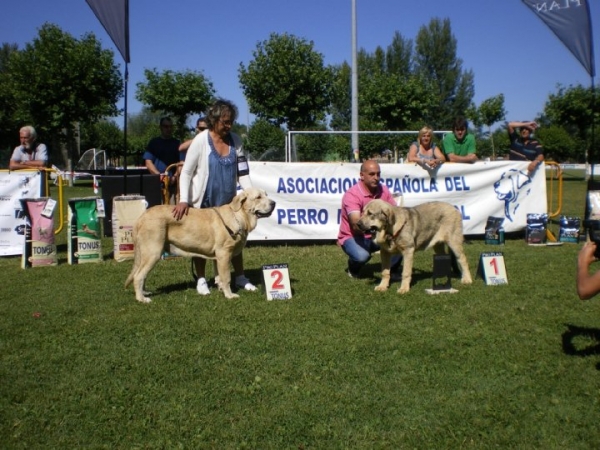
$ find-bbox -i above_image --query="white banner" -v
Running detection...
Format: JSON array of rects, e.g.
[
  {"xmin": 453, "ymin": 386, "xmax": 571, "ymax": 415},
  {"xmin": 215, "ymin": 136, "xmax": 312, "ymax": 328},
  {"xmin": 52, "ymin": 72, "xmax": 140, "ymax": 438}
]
[
  {"xmin": 247, "ymin": 161, "xmax": 547, "ymax": 241},
  {"xmin": 0, "ymin": 171, "xmax": 43, "ymax": 255}
]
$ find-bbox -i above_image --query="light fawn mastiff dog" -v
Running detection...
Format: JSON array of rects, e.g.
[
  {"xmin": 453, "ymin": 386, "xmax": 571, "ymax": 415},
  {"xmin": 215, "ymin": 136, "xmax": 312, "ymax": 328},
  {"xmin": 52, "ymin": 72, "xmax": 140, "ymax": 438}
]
[
  {"xmin": 125, "ymin": 188, "xmax": 275, "ymax": 302},
  {"xmin": 357, "ymin": 200, "xmax": 472, "ymax": 293}
]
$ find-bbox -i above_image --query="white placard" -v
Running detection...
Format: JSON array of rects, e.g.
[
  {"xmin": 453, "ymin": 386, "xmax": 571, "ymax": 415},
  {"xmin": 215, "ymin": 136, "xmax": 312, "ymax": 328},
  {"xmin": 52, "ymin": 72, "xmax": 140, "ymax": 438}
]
[
  {"xmin": 40, "ymin": 198, "xmax": 57, "ymax": 218},
  {"xmin": 262, "ymin": 263, "xmax": 292, "ymax": 300},
  {"xmin": 96, "ymin": 198, "xmax": 106, "ymax": 218},
  {"xmin": 478, "ymin": 252, "xmax": 508, "ymax": 285}
]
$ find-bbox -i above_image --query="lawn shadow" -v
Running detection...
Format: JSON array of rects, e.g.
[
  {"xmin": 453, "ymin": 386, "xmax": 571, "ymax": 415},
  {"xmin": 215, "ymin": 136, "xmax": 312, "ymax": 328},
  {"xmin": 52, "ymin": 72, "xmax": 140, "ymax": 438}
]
[
  {"xmin": 55, "ymin": 243, "xmax": 68, "ymax": 264},
  {"xmin": 157, "ymin": 268, "xmax": 278, "ymax": 296},
  {"xmin": 562, "ymin": 323, "xmax": 600, "ymax": 370},
  {"xmin": 154, "ymin": 281, "xmax": 194, "ymax": 296},
  {"xmin": 365, "ymin": 262, "xmax": 463, "ymax": 290}
]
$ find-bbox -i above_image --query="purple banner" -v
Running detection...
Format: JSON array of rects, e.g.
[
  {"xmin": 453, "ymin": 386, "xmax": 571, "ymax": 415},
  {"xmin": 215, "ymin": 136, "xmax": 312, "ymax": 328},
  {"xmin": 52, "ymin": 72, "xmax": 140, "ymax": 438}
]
[
  {"xmin": 86, "ymin": 0, "xmax": 130, "ymax": 63},
  {"xmin": 521, "ymin": 0, "xmax": 595, "ymax": 77}
]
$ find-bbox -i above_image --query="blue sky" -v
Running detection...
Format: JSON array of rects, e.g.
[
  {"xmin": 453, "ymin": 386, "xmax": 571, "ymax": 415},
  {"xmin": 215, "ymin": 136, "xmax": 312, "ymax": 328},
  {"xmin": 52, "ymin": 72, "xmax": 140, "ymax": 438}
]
[{"xmin": 2, "ymin": 0, "xmax": 598, "ymax": 128}]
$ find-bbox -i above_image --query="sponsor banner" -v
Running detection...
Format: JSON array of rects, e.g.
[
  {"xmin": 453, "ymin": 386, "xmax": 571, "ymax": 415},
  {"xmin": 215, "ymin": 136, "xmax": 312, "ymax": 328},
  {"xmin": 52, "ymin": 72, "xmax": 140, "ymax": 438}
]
[
  {"xmin": 0, "ymin": 171, "xmax": 43, "ymax": 255},
  {"xmin": 246, "ymin": 161, "xmax": 547, "ymax": 241}
]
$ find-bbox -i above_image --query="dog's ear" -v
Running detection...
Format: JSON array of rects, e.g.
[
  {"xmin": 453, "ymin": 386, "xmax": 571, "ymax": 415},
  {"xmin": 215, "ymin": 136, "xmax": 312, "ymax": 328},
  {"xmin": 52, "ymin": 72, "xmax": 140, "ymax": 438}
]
[
  {"xmin": 382, "ymin": 203, "xmax": 395, "ymax": 233},
  {"xmin": 390, "ymin": 208, "xmax": 407, "ymax": 237},
  {"xmin": 231, "ymin": 191, "xmax": 247, "ymax": 211}
]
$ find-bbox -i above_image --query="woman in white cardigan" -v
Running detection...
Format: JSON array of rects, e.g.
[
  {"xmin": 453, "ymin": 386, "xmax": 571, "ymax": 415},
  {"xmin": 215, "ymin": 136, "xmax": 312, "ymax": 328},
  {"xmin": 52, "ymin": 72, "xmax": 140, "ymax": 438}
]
[{"xmin": 172, "ymin": 99, "xmax": 255, "ymax": 295}]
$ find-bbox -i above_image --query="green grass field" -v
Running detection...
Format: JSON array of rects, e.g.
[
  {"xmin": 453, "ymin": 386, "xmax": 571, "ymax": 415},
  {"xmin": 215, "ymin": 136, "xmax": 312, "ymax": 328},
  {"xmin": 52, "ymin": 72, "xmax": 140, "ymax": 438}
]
[{"xmin": 2, "ymin": 173, "xmax": 600, "ymax": 448}]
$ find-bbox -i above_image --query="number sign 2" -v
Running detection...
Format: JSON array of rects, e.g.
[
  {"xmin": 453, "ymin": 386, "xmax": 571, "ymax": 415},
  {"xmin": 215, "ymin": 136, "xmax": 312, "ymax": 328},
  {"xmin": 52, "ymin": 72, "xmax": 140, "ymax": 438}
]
[
  {"xmin": 477, "ymin": 252, "xmax": 508, "ymax": 285},
  {"xmin": 262, "ymin": 263, "xmax": 292, "ymax": 300}
]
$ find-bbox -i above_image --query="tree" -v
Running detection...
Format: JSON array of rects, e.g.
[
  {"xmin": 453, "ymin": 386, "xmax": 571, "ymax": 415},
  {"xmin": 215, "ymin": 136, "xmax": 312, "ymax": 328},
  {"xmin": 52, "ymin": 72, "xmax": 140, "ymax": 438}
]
[
  {"xmin": 126, "ymin": 108, "xmax": 163, "ymax": 165},
  {"xmin": 135, "ymin": 68, "xmax": 214, "ymax": 139},
  {"xmin": 542, "ymin": 84, "xmax": 599, "ymax": 163},
  {"xmin": 385, "ymin": 31, "xmax": 414, "ymax": 75},
  {"xmin": 239, "ymin": 33, "xmax": 332, "ymax": 131},
  {"xmin": 80, "ymin": 119, "xmax": 124, "ymax": 165},
  {"xmin": 543, "ymin": 84, "xmax": 597, "ymax": 139},
  {"xmin": 469, "ymin": 94, "xmax": 506, "ymax": 159},
  {"xmin": 536, "ymin": 125, "xmax": 582, "ymax": 162},
  {"xmin": 414, "ymin": 18, "xmax": 475, "ymax": 128},
  {"xmin": 0, "ymin": 43, "xmax": 19, "ymax": 153},
  {"xmin": 8, "ymin": 24, "xmax": 123, "ymax": 166},
  {"xmin": 329, "ymin": 32, "xmax": 435, "ymax": 157},
  {"xmin": 245, "ymin": 118, "xmax": 285, "ymax": 161},
  {"xmin": 329, "ymin": 62, "xmax": 352, "ymax": 131}
]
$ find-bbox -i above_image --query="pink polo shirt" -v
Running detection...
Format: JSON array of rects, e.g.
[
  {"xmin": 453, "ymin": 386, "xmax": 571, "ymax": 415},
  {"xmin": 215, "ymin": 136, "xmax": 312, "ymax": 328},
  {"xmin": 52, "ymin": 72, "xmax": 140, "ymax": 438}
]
[{"xmin": 337, "ymin": 181, "xmax": 396, "ymax": 246}]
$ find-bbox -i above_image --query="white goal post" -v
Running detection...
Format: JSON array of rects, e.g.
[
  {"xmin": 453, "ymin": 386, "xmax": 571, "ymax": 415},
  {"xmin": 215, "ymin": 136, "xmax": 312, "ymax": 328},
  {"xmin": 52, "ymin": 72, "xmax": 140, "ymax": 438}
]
[{"xmin": 285, "ymin": 130, "xmax": 452, "ymax": 162}]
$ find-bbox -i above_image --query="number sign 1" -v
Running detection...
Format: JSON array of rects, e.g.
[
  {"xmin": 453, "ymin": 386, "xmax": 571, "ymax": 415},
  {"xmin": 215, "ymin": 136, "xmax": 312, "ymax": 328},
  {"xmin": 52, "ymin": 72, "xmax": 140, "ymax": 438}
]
[
  {"xmin": 262, "ymin": 263, "xmax": 292, "ymax": 300},
  {"xmin": 478, "ymin": 252, "xmax": 508, "ymax": 285}
]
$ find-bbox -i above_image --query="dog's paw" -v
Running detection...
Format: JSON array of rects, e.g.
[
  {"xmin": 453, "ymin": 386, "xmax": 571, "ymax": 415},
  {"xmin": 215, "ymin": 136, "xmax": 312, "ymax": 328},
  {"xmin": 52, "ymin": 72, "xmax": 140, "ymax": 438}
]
[
  {"xmin": 397, "ymin": 284, "xmax": 410, "ymax": 294},
  {"xmin": 137, "ymin": 296, "xmax": 152, "ymax": 304},
  {"xmin": 461, "ymin": 276, "xmax": 473, "ymax": 285},
  {"xmin": 374, "ymin": 285, "xmax": 388, "ymax": 292},
  {"xmin": 224, "ymin": 293, "xmax": 240, "ymax": 299}
]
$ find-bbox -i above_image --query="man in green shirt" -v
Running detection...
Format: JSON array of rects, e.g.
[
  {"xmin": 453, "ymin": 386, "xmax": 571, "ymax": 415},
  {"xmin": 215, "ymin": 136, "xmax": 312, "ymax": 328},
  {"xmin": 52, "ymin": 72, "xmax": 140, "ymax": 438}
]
[{"xmin": 442, "ymin": 117, "xmax": 478, "ymax": 163}]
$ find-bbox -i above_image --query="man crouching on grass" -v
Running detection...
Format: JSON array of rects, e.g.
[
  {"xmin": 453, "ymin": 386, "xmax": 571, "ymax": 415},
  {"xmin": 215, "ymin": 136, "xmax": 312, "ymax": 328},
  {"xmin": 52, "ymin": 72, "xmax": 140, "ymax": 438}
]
[{"xmin": 337, "ymin": 160, "xmax": 401, "ymax": 279}]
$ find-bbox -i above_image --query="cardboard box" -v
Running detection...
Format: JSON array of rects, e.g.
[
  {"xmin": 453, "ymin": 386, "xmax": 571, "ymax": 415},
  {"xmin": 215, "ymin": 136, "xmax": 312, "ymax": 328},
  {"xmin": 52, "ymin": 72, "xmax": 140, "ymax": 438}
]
[
  {"xmin": 526, "ymin": 213, "xmax": 548, "ymax": 245},
  {"xmin": 558, "ymin": 216, "xmax": 580, "ymax": 243},
  {"xmin": 485, "ymin": 216, "xmax": 505, "ymax": 245}
]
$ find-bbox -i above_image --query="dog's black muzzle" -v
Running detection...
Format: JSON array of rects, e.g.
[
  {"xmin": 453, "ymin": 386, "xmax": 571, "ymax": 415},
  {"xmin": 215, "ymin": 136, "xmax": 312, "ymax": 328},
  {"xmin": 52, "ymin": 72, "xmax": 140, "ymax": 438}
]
[{"xmin": 256, "ymin": 200, "xmax": 276, "ymax": 218}]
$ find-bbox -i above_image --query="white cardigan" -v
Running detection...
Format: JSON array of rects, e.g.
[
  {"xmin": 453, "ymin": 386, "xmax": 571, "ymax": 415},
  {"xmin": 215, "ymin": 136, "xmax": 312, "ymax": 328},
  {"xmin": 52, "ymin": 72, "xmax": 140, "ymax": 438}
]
[{"xmin": 179, "ymin": 130, "xmax": 252, "ymax": 207}]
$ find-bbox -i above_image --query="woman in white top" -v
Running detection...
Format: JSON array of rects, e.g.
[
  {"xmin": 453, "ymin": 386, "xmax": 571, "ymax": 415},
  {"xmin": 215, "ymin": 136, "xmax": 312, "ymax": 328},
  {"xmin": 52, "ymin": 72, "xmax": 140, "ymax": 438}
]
[
  {"xmin": 172, "ymin": 99, "xmax": 256, "ymax": 295},
  {"xmin": 407, "ymin": 126, "xmax": 446, "ymax": 170}
]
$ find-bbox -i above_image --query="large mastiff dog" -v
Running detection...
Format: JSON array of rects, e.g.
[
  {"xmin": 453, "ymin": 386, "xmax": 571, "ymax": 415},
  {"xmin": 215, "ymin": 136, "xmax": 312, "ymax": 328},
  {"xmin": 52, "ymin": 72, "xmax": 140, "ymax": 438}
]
[
  {"xmin": 357, "ymin": 200, "xmax": 472, "ymax": 294},
  {"xmin": 125, "ymin": 188, "xmax": 275, "ymax": 303}
]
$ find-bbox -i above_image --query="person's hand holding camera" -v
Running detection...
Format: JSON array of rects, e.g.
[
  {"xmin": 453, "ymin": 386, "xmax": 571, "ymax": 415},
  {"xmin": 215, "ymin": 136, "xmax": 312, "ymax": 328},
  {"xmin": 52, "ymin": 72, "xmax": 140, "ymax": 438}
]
[
  {"xmin": 579, "ymin": 241, "xmax": 598, "ymax": 266},
  {"xmin": 577, "ymin": 241, "xmax": 600, "ymax": 300}
]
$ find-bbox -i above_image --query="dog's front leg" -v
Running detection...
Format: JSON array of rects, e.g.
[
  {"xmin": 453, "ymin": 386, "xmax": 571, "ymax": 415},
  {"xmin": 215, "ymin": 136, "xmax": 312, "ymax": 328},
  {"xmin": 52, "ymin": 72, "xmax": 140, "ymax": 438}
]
[
  {"xmin": 375, "ymin": 250, "xmax": 392, "ymax": 292},
  {"xmin": 215, "ymin": 253, "xmax": 239, "ymax": 299}
]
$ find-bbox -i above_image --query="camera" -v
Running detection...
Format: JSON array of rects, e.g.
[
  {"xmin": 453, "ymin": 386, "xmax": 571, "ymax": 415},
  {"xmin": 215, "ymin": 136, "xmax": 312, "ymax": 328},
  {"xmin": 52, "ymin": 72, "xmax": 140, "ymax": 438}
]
[{"xmin": 585, "ymin": 220, "xmax": 600, "ymax": 259}]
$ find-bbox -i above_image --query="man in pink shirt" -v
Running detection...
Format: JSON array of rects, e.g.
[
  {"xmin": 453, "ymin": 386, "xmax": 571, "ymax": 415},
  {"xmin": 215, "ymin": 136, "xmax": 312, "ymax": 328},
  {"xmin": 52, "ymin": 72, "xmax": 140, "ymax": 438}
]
[{"xmin": 338, "ymin": 160, "xmax": 401, "ymax": 278}]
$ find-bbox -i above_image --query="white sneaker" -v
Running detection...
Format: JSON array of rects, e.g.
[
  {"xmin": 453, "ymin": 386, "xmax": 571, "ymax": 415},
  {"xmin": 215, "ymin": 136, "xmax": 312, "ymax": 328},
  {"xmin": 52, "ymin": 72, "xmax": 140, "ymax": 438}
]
[
  {"xmin": 235, "ymin": 275, "xmax": 257, "ymax": 291},
  {"xmin": 196, "ymin": 277, "xmax": 210, "ymax": 295}
]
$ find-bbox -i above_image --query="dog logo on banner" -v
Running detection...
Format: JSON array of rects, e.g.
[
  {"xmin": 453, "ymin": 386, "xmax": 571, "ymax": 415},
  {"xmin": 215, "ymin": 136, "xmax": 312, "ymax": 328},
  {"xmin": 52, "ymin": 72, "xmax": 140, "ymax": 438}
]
[{"xmin": 493, "ymin": 169, "xmax": 532, "ymax": 221}]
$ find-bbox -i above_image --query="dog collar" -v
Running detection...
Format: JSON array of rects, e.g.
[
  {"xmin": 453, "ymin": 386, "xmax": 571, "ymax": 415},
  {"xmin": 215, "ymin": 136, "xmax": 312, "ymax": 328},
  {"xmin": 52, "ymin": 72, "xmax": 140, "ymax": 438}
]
[
  {"xmin": 386, "ymin": 223, "xmax": 404, "ymax": 242},
  {"xmin": 212, "ymin": 207, "xmax": 245, "ymax": 238}
]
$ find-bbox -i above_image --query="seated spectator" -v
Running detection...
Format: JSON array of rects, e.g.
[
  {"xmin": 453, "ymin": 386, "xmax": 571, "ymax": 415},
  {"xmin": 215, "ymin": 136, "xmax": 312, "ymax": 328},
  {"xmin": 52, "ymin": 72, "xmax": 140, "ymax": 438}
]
[
  {"xmin": 179, "ymin": 116, "xmax": 208, "ymax": 158},
  {"xmin": 442, "ymin": 117, "xmax": 478, "ymax": 163},
  {"xmin": 9, "ymin": 126, "xmax": 48, "ymax": 170},
  {"xmin": 144, "ymin": 117, "xmax": 181, "ymax": 204},
  {"xmin": 507, "ymin": 120, "xmax": 544, "ymax": 175},
  {"xmin": 407, "ymin": 126, "xmax": 445, "ymax": 171}
]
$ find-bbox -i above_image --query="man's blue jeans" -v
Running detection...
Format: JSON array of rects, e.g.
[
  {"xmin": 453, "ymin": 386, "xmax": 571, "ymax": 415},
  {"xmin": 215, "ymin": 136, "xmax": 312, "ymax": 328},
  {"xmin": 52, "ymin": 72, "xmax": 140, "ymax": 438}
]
[{"xmin": 342, "ymin": 236, "xmax": 401, "ymax": 275}]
